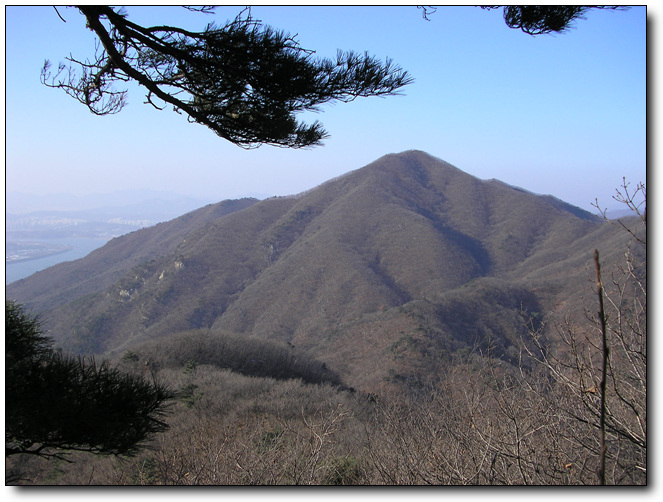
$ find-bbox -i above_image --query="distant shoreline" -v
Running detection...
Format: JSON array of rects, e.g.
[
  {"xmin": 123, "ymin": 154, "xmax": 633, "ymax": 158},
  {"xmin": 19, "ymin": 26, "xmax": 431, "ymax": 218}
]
[
  {"xmin": 6, "ymin": 243, "xmax": 74, "ymax": 265},
  {"xmin": 5, "ymin": 236, "xmax": 111, "ymax": 285}
]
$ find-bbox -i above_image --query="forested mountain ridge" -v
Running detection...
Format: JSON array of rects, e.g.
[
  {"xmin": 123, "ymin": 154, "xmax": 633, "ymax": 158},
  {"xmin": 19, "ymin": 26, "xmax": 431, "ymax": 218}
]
[
  {"xmin": 6, "ymin": 197, "xmax": 259, "ymax": 313},
  {"xmin": 6, "ymin": 150, "xmax": 634, "ymax": 395}
]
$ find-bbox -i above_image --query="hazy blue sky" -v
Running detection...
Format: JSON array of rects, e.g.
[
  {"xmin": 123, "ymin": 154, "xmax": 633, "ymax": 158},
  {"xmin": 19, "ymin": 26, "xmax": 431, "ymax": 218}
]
[{"xmin": 5, "ymin": 5, "xmax": 646, "ymax": 212}]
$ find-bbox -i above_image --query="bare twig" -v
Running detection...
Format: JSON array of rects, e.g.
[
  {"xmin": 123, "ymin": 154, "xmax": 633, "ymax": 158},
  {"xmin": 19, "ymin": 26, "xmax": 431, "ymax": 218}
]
[{"xmin": 594, "ymin": 249, "xmax": 608, "ymax": 485}]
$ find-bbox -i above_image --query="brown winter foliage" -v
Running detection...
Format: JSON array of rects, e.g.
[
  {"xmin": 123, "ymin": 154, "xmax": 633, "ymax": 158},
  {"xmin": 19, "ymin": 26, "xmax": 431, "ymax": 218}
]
[{"xmin": 6, "ymin": 152, "xmax": 645, "ymax": 484}]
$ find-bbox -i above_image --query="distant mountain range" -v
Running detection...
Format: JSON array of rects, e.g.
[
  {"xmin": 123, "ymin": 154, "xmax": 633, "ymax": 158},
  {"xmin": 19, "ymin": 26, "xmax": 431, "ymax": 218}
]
[
  {"xmin": 6, "ymin": 151, "xmax": 643, "ymax": 395},
  {"xmin": 6, "ymin": 192, "xmax": 221, "ymax": 239},
  {"xmin": 6, "ymin": 189, "xmax": 216, "ymax": 215}
]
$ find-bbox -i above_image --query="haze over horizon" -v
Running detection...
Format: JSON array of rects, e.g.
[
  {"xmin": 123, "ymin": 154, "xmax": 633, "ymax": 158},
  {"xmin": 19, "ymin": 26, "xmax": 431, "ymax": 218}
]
[{"xmin": 5, "ymin": 5, "xmax": 646, "ymax": 213}]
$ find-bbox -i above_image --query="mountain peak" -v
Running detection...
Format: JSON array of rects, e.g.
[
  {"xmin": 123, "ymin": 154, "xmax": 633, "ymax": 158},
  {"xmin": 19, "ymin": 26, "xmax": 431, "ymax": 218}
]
[
  {"xmin": 366, "ymin": 150, "xmax": 460, "ymax": 176},
  {"xmin": 7, "ymin": 151, "xmax": 622, "ymax": 394}
]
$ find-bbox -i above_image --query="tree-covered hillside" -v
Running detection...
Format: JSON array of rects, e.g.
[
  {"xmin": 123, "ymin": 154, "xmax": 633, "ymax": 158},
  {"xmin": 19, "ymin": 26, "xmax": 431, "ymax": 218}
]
[
  {"xmin": 6, "ymin": 152, "xmax": 646, "ymax": 484},
  {"xmin": 7, "ymin": 151, "xmax": 635, "ymax": 395}
]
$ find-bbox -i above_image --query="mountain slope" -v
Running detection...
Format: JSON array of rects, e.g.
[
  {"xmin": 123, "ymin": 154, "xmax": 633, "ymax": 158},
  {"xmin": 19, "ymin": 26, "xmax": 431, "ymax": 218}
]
[
  {"xmin": 6, "ymin": 198, "xmax": 259, "ymax": 314},
  {"xmin": 7, "ymin": 151, "xmax": 636, "ymax": 394}
]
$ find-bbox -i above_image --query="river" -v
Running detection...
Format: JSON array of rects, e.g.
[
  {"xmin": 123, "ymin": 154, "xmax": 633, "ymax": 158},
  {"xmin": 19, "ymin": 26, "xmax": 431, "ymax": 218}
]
[{"xmin": 5, "ymin": 236, "xmax": 111, "ymax": 285}]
